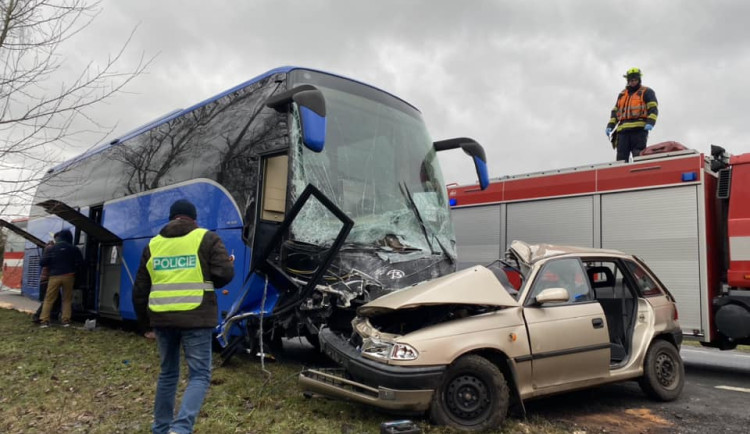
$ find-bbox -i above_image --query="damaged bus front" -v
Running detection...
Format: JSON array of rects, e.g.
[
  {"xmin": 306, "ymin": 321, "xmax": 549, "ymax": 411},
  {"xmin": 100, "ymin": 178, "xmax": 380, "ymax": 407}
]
[{"xmin": 217, "ymin": 69, "xmax": 490, "ymax": 353}]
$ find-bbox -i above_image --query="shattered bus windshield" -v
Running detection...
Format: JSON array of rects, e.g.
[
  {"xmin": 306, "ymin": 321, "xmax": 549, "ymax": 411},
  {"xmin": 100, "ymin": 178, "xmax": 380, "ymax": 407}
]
[{"xmin": 289, "ymin": 78, "xmax": 454, "ymax": 259}]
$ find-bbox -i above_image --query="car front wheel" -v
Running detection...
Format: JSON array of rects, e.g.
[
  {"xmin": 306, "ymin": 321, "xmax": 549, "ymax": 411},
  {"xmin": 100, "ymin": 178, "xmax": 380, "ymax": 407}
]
[
  {"xmin": 639, "ymin": 339, "xmax": 685, "ymax": 401},
  {"xmin": 429, "ymin": 355, "xmax": 509, "ymax": 431}
]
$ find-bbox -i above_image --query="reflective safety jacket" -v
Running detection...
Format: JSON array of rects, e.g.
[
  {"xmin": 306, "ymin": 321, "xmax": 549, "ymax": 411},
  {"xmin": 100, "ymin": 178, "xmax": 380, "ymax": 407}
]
[
  {"xmin": 133, "ymin": 218, "xmax": 234, "ymax": 330},
  {"xmin": 146, "ymin": 228, "xmax": 213, "ymax": 313},
  {"xmin": 607, "ymin": 85, "xmax": 658, "ymax": 132}
]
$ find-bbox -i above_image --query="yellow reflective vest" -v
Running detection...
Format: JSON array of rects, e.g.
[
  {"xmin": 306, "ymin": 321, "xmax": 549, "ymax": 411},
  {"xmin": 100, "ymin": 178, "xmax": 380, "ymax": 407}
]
[{"xmin": 146, "ymin": 228, "xmax": 213, "ymax": 312}]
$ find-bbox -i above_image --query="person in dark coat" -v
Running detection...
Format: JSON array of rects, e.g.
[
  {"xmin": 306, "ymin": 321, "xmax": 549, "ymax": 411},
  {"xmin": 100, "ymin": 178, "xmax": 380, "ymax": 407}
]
[
  {"xmin": 132, "ymin": 199, "xmax": 234, "ymax": 434},
  {"xmin": 32, "ymin": 240, "xmax": 61, "ymax": 323},
  {"xmin": 39, "ymin": 230, "xmax": 83, "ymax": 327}
]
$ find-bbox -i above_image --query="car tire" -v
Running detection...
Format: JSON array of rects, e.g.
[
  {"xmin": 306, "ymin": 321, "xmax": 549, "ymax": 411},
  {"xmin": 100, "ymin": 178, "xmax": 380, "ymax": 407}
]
[
  {"xmin": 639, "ymin": 339, "xmax": 684, "ymax": 401},
  {"xmin": 429, "ymin": 355, "xmax": 509, "ymax": 431}
]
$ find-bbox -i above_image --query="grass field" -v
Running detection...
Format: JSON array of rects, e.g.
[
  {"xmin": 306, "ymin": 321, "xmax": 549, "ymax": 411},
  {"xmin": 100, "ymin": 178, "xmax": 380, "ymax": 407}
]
[{"xmin": 0, "ymin": 309, "xmax": 569, "ymax": 434}]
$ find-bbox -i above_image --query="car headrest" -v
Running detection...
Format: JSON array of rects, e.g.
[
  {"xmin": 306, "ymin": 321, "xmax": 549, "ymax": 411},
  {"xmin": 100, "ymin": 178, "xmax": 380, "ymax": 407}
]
[{"xmin": 587, "ymin": 266, "xmax": 615, "ymax": 288}]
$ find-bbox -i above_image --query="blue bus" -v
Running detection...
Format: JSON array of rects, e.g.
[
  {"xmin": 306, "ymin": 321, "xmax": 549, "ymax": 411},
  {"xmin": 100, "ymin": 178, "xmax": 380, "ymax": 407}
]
[{"xmin": 11, "ymin": 66, "xmax": 488, "ymax": 349}]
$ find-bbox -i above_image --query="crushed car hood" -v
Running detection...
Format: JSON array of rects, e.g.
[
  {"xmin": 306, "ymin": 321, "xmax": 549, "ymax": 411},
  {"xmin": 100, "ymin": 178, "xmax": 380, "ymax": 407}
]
[{"xmin": 357, "ymin": 265, "xmax": 519, "ymax": 316}]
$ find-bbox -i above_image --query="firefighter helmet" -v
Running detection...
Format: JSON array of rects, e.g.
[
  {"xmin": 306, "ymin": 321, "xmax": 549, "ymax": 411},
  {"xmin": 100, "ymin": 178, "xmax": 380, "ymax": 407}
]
[{"xmin": 623, "ymin": 67, "xmax": 642, "ymax": 78}]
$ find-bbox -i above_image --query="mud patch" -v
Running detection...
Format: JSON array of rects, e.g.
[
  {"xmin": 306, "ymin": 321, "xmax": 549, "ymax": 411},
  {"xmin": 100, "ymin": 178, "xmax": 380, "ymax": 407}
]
[{"xmin": 565, "ymin": 408, "xmax": 673, "ymax": 433}]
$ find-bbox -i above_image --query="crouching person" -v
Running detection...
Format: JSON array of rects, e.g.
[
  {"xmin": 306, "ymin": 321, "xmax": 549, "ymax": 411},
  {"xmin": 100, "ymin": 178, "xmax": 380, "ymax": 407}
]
[{"xmin": 133, "ymin": 199, "xmax": 234, "ymax": 434}]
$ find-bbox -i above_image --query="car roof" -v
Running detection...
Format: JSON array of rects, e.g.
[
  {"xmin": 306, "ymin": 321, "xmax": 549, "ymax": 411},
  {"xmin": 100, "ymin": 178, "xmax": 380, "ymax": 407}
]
[{"xmin": 509, "ymin": 240, "xmax": 628, "ymax": 265}]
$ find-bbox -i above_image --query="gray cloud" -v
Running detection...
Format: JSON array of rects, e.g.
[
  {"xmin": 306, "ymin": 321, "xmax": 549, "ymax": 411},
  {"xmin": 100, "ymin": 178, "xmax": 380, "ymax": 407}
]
[{"xmin": 51, "ymin": 0, "xmax": 750, "ymax": 187}]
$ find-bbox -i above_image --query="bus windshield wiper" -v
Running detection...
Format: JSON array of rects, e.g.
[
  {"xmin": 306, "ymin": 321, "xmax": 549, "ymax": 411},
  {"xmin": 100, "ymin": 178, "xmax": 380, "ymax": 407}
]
[{"xmin": 398, "ymin": 181, "xmax": 445, "ymax": 257}]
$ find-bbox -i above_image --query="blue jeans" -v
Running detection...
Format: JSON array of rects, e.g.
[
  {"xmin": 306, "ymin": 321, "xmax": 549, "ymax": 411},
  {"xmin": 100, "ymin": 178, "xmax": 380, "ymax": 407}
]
[{"xmin": 153, "ymin": 327, "xmax": 213, "ymax": 434}]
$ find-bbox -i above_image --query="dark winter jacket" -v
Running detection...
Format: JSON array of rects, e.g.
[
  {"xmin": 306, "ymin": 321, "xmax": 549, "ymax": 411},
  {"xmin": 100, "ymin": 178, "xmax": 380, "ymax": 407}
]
[
  {"xmin": 39, "ymin": 239, "xmax": 83, "ymax": 277},
  {"xmin": 132, "ymin": 218, "xmax": 235, "ymax": 330}
]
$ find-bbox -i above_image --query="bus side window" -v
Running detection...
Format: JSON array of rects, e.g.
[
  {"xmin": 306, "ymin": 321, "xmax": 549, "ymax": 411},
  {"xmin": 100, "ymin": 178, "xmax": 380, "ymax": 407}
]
[{"xmin": 261, "ymin": 154, "xmax": 288, "ymax": 222}]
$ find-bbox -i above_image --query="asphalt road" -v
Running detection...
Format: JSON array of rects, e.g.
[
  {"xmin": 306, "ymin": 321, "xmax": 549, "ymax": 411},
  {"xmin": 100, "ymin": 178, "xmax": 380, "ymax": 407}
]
[
  {"xmin": 283, "ymin": 339, "xmax": 750, "ymax": 433},
  {"xmin": 505, "ymin": 345, "xmax": 750, "ymax": 433}
]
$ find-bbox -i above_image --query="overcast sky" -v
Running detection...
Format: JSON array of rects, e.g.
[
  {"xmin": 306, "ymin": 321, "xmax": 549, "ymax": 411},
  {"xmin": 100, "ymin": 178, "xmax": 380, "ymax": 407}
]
[{"xmin": 38, "ymin": 0, "xmax": 750, "ymax": 190}]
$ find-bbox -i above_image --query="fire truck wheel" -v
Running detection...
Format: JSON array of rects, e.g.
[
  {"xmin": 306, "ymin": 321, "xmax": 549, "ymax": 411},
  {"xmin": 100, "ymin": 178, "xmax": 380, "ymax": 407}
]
[
  {"xmin": 429, "ymin": 355, "xmax": 509, "ymax": 431},
  {"xmin": 639, "ymin": 339, "xmax": 685, "ymax": 401}
]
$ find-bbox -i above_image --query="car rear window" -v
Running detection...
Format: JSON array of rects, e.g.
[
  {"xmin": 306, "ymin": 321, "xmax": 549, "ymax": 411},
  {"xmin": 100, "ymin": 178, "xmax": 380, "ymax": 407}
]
[{"xmin": 623, "ymin": 260, "xmax": 663, "ymax": 297}]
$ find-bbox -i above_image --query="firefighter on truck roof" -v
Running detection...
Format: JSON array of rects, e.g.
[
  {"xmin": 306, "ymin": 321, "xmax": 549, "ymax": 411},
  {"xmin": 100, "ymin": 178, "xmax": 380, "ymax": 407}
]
[{"xmin": 606, "ymin": 67, "xmax": 659, "ymax": 162}]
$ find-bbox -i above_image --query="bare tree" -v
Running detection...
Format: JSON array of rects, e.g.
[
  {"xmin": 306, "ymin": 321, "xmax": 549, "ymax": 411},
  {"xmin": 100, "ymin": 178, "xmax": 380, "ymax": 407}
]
[{"xmin": 0, "ymin": 0, "xmax": 149, "ymax": 217}]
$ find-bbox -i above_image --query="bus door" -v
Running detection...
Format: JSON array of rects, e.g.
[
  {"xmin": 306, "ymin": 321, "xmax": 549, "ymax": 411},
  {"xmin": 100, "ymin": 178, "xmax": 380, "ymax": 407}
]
[
  {"xmin": 78, "ymin": 206, "xmax": 103, "ymax": 312},
  {"xmin": 36, "ymin": 200, "xmax": 123, "ymax": 319},
  {"xmin": 249, "ymin": 153, "xmax": 289, "ymax": 268},
  {"xmin": 98, "ymin": 243, "xmax": 123, "ymax": 319}
]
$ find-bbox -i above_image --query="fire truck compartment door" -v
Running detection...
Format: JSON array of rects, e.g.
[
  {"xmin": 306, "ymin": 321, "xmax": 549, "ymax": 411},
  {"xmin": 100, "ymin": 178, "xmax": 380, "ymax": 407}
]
[{"xmin": 601, "ymin": 186, "xmax": 703, "ymax": 335}]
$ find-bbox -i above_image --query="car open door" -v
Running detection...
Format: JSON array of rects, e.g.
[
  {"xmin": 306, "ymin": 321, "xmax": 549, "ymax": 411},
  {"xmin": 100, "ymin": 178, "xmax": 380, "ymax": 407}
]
[{"xmin": 522, "ymin": 258, "xmax": 610, "ymax": 390}]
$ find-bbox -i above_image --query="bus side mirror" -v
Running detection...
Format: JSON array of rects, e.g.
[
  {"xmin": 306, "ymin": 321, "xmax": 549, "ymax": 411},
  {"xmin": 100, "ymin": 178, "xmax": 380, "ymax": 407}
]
[
  {"xmin": 266, "ymin": 85, "xmax": 327, "ymax": 152},
  {"xmin": 433, "ymin": 138, "xmax": 489, "ymax": 190}
]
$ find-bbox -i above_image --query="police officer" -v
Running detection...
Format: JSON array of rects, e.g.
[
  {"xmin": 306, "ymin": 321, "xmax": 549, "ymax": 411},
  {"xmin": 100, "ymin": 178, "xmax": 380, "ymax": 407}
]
[
  {"xmin": 606, "ymin": 67, "xmax": 659, "ymax": 162},
  {"xmin": 133, "ymin": 199, "xmax": 234, "ymax": 434}
]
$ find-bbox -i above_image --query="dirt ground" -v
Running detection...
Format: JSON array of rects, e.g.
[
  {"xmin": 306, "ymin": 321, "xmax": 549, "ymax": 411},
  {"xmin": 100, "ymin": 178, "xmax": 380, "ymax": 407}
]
[{"xmin": 564, "ymin": 408, "xmax": 673, "ymax": 433}]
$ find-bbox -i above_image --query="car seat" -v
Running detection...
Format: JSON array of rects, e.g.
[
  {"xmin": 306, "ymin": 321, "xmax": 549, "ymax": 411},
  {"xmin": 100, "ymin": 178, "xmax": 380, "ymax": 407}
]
[{"xmin": 586, "ymin": 266, "xmax": 626, "ymax": 362}]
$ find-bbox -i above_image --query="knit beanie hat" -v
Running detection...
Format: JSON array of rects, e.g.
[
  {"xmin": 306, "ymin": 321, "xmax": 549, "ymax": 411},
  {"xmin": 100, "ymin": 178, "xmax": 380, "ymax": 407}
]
[
  {"xmin": 54, "ymin": 229, "xmax": 73, "ymax": 244},
  {"xmin": 169, "ymin": 199, "xmax": 197, "ymax": 220}
]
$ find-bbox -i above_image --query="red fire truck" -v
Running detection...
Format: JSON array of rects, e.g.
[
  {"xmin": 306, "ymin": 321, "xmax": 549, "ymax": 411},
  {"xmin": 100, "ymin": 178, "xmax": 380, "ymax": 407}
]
[
  {"xmin": 1, "ymin": 218, "xmax": 30, "ymax": 291},
  {"xmin": 448, "ymin": 142, "xmax": 749, "ymax": 349}
]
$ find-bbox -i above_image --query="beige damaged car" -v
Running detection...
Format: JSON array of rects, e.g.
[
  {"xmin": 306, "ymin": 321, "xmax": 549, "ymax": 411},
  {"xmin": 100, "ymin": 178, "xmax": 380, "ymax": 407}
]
[{"xmin": 300, "ymin": 241, "xmax": 684, "ymax": 431}]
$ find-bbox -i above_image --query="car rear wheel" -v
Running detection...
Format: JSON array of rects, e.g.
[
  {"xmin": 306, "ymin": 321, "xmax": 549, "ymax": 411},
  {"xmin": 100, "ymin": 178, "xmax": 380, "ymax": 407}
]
[
  {"xmin": 429, "ymin": 355, "xmax": 509, "ymax": 431},
  {"xmin": 639, "ymin": 339, "xmax": 684, "ymax": 401}
]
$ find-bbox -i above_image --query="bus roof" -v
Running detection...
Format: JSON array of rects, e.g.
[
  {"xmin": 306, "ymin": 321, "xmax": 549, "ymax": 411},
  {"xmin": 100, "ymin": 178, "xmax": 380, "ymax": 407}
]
[{"xmin": 48, "ymin": 66, "xmax": 419, "ymax": 174}]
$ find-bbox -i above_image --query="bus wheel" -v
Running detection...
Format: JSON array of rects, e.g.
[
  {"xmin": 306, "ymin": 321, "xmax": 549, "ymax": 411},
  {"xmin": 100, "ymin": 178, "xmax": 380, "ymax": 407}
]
[
  {"xmin": 218, "ymin": 332, "xmax": 256, "ymax": 366},
  {"xmin": 429, "ymin": 355, "xmax": 509, "ymax": 431},
  {"xmin": 639, "ymin": 339, "xmax": 685, "ymax": 401}
]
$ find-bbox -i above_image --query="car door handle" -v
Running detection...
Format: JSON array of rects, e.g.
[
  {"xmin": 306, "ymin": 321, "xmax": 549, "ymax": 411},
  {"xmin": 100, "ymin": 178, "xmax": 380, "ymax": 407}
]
[{"xmin": 592, "ymin": 318, "xmax": 604, "ymax": 329}]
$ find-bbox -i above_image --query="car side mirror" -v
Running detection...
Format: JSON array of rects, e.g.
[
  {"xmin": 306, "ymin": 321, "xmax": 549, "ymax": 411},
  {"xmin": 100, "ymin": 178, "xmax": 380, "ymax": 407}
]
[
  {"xmin": 535, "ymin": 287, "xmax": 570, "ymax": 305},
  {"xmin": 433, "ymin": 137, "xmax": 489, "ymax": 190},
  {"xmin": 266, "ymin": 84, "xmax": 327, "ymax": 152}
]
